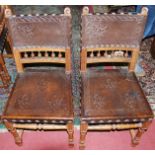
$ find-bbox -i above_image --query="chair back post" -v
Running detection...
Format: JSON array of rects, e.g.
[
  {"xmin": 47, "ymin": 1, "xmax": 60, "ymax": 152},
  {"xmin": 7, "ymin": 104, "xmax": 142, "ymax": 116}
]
[
  {"xmin": 64, "ymin": 7, "xmax": 72, "ymax": 73},
  {"xmin": 80, "ymin": 7, "xmax": 89, "ymax": 72}
]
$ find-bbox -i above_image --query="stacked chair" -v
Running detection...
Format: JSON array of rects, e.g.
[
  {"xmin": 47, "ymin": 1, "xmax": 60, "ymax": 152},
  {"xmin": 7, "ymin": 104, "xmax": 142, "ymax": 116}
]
[{"xmin": 0, "ymin": 6, "xmax": 154, "ymax": 149}]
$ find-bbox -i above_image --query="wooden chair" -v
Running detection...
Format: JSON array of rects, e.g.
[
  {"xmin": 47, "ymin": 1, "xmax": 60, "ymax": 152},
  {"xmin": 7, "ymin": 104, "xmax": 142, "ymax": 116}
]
[
  {"xmin": 0, "ymin": 24, "xmax": 11, "ymax": 89},
  {"xmin": 80, "ymin": 7, "xmax": 154, "ymax": 149},
  {"xmin": 0, "ymin": 5, "xmax": 13, "ymax": 57},
  {"xmin": 2, "ymin": 8, "xmax": 74, "ymax": 147},
  {"xmin": 0, "ymin": 6, "xmax": 11, "ymax": 89}
]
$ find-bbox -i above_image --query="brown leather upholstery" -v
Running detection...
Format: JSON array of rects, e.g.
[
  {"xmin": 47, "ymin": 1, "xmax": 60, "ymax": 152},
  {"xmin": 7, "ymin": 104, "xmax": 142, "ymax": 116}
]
[
  {"xmin": 82, "ymin": 14, "xmax": 146, "ymax": 48},
  {"xmin": 81, "ymin": 69, "xmax": 153, "ymax": 123},
  {"xmin": 7, "ymin": 15, "xmax": 71, "ymax": 50},
  {"xmin": 3, "ymin": 70, "xmax": 73, "ymax": 122}
]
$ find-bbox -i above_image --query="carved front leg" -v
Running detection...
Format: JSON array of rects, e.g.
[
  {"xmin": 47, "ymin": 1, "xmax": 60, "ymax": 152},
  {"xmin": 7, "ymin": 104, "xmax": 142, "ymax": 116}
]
[
  {"xmin": 4, "ymin": 120, "xmax": 23, "ymax": 146},
  {"xmin": 131, "ymin": 121, "xmax": 152, "ymax": 147},
  {"xmin": 67, "ymin": 121, "xmax": 74, "ymax": 147},
  {"xmin": 79, "ymin": 121, "xmax": 88, "ymax": 150}
]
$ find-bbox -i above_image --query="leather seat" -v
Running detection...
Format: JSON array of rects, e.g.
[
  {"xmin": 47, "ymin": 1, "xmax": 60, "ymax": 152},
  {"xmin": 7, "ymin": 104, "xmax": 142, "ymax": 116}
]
[
  {"xmin": 3, "ymin": 70, "xmax": 73, "ymax": 123},
  {"xmin": 81, "ymin": 69, "xmax": 153, "ymax": 124}
]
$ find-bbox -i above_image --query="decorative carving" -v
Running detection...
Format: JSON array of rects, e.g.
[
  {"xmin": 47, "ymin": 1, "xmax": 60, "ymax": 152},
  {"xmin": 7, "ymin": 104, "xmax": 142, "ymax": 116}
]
[
  {"xmin": 15, "ymin": 94, "xmax": 31, "ymax": 109},
  {"xmin": 16, "ymin": 24, "xmax": 35, "ymax": 38},
  {"xmin": 8, "ymin": 14, "xmax": 71, "ymax": 49},
  {"xmin": 82, "ymin": 7, "xmax": 89, "ymax": 15},
  {"xmin": 82, "ymin": 14, "xmax": 146, "ymax": 48},
  {"xmin": 4, "ymin": 8, "xmax": 12, "ymax": 18},
  {"xmin": 64, "ymin": 7, "xmax": 71, "ymax": 16},
  {"xmin": 141, "ymin": 7, "xmax": 148, "ymax": 16}
]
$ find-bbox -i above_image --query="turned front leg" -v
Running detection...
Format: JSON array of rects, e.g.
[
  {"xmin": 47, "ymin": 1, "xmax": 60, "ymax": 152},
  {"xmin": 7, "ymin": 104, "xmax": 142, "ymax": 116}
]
[
  {"xmin": 67, "ymin": 121, "xmax": 74, "ymax": 147},
  {"xmin": 79, "ymin": 121, "xmax": 88, "ymax": 149},
  {"xmin": 4, "ymin": 120, "xmax": 23, "ymax": 146},
  {"xmin": 131, "ymin": 121, "xmax": 152, "ymax": 147}
]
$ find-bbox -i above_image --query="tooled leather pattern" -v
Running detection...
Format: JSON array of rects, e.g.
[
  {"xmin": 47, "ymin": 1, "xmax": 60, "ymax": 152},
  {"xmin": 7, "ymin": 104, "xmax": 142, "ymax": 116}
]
[
  {"xmin": 8, "ymin": 15, "xmax": 71, "ymax": 48},
  {"xmin": 82, "ymin": 15, "xmax": 146, "ymax": 48}
]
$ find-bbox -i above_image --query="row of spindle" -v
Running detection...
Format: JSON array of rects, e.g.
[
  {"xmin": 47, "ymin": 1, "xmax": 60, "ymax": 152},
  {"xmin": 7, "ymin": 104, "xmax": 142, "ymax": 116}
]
[
  {"xmin": 21, "ymin": 51, "xmax": 65, "ymax": 59},
  {"xmin": 87, "ymin": 50, "xmax": 132, "ymax": 58}
]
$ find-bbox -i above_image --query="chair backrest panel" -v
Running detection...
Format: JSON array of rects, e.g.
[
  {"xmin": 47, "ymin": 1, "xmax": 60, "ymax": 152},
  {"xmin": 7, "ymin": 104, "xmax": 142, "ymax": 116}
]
[
  {"xmin": 81, "ymin": 7, "xmax": 148, "ymax": 72},
  {"xmin": 82, "ymin": 14, "xmax": 146, "ymax": 49},
  {"xmin": 7, "ymin": 15, "xmax": 71, "ymax": 49}
]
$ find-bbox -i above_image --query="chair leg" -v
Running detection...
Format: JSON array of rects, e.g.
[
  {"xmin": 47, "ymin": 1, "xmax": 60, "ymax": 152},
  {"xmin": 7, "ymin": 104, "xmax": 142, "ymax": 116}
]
[
  {"xmin": 4, "ymin": 121, "xmax": 23, "ymax": 146},
  {"xmin": 130, "ymin": 121, "xmax": 152, "ymax": 147},
  {"xmin": 67, "ymin": 121, "xmax": 74, "ymax": 147},
  {"xmin": 79, "ymin": 121, "xmax": 88, "ymax": 150}
]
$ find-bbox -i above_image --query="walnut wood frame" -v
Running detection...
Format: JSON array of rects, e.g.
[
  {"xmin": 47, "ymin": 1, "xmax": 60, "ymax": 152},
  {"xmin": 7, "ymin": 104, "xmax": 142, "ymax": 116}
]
[
  {"xmin": 13, "ymin": 47, "xmax": 71, "ymax": 73},
  {"xmin": 79, "ymin": 6, "xmax": 153, "ymax": 149}
]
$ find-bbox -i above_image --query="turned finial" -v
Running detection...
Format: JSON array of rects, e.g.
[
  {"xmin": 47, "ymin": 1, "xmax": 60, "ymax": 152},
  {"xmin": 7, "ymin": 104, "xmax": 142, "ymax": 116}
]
[
  {"xmin": 64, "ymin": 7, "xmax": 71, "ymax": 16},
  {"xmin": 5, "ymin": 8, "xmax": 12, "ymax": 18},
  {"xmin": 141, "ymin": 7, "xmax": 148, "ymax": 16},
  {"xmin": 82, "ymin": 6, "xmax": 89, "ymax": 15}
]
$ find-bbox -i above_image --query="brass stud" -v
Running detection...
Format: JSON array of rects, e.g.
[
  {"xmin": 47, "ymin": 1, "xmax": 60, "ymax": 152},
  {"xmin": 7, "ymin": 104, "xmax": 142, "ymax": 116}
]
[
  {"xmin": 35, "ymin": 120, "xmax": 40, "ymax": 123},
  {"xmin": 124, "ymin": 119, "xmax": 129, "ymax": 122},
  {"xmin": 19, "ymin": 120, "xmax": 24, "ymax": 123}
]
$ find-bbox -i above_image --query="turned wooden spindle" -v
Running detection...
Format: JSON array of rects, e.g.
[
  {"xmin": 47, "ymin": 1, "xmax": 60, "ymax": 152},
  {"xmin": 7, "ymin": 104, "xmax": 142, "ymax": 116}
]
[
  {"xmin": 97, "ymin": 51, "xmax": 101, "ymax": 57},
  {"xmin": 104, "ymin": 51, "xmax": 108, "ymax": 57},
  {"xmin": 31, "ymin": 52, "xmax": 35, "ymax": 58},
  {"xmin": 58, "ymin": 52, "xmax": 62, "ymax": 58},
  {"xmin": 90, "ymin": 51, "xmax": 94, "ymax": 58},
  {"xmin": 45, "ymin": 51, "xmax": 48, "ymax": 57},
  {"xmin": 38, "ymin": 52, "xmax": 42, "ymax": 57},
  {"xmin": 125, "ymin": 51, "xmax": 128, "ymax": 58},
  {"xmin": 111, "ymin": 51, "xmax": 114, "ymax": 57},
  {"xmin": 24, "ymin": 52, "xmax": 28, "ymax": 58},
  {"xmin": 51, "ymin": 52, "xmax": 55, "ymax": 58}
]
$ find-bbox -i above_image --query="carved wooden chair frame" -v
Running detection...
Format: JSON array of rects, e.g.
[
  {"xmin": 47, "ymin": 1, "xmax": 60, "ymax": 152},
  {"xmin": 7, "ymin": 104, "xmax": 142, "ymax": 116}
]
[
  {"xmin": 79, "ymin": 6, "xmax": 153, "ymax": 149},
  {"xmin": 2, "ymin": 7, "xmax": 74, "ymax": 147}
]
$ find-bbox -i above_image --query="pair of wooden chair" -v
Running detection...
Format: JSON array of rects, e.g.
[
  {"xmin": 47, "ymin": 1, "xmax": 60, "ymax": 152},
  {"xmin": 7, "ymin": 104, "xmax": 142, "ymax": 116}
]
[{"xmin": 1, "ymin": 7, "xmax": 154, "ymax": 149}]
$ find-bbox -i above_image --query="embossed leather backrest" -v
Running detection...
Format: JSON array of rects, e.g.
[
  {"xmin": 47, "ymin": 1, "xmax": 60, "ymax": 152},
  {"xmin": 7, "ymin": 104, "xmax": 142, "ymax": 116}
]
[
  {"xmin": 7, "ymin": 14, "xmax": 71, "ymax": 50},
  {"xmin": 82, "ymin": 7, "xmax": 147, "ymax": 49}
]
